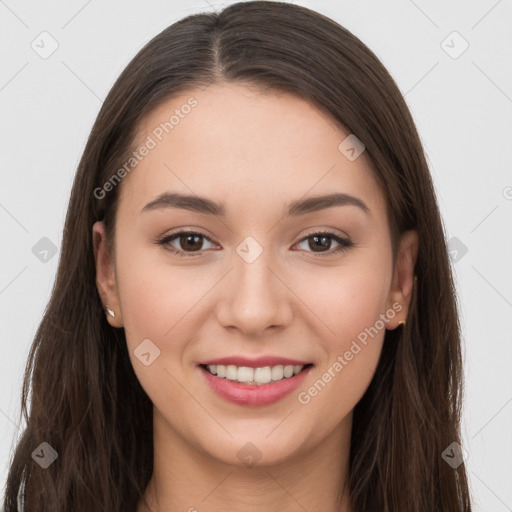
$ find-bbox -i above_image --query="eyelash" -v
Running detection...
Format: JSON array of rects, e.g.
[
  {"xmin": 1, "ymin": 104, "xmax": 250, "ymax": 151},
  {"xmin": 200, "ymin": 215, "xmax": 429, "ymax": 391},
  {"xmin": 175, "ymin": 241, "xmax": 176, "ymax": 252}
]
[{"xmin": 155, "ymin": 230, "xmax": 353, "ymax": 258}]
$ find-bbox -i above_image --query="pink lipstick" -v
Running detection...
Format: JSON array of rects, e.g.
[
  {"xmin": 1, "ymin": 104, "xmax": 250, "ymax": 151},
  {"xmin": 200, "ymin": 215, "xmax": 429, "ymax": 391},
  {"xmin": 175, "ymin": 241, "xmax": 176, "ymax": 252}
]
[{"xmin": 198, "ymin": 356, "xmax": 313, "ymax": 406}]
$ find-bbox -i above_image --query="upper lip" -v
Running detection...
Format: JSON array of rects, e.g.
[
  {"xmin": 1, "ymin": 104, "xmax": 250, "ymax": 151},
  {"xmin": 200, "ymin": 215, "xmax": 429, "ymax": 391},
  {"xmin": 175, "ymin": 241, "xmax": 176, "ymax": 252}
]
[{"xmin": 198, "ymin": 356, "xmax": 312, "ymax": 368}]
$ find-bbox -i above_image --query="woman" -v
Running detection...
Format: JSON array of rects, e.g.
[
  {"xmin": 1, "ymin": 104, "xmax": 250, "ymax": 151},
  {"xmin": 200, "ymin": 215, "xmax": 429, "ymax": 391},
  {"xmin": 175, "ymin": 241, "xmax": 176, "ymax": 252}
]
[{"xmin": 2, "ymin": 1, "xmax": 473, "ymax": 511}]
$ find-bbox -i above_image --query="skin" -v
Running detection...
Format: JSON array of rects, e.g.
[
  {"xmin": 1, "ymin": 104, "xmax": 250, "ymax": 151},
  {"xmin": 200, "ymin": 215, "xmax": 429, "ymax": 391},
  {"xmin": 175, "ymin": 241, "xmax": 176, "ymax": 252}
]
[{"xmin": 93, "ymin": 82, "xmax": 418, "ymax": 512}]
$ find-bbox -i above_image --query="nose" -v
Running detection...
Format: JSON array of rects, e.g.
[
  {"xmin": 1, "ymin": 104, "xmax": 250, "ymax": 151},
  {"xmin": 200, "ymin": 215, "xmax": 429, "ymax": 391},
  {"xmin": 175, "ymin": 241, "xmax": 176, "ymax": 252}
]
[{"xmin": 215, "ymin": 251, "xmax": 293, "ymax": 337}]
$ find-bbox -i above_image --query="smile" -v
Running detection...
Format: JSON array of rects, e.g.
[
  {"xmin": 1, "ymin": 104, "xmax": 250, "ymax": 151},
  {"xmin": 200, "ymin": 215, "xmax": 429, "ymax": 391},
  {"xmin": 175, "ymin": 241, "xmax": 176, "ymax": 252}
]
[
  {"xmin": 201, "ymin": 363, "xmax": 310, "ymax": 384},
  {"xmin": 198, "ymin": 363, "xmax": 314, "ymax": 406}
]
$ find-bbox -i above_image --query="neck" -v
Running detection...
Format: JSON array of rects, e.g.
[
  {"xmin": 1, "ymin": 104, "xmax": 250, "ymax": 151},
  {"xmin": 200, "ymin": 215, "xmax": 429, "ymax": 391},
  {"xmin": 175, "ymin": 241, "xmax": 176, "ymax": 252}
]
[{"xmin": 137, "ymin": 410, "xmax": 354, "ymax": 512}]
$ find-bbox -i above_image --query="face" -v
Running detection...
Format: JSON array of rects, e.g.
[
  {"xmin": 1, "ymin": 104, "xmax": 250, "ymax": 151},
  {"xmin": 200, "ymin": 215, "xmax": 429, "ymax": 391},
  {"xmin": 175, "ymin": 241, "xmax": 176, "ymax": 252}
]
[{"xmin": 93, "ymin": 82, "xmax": 417, "ymax": 468}]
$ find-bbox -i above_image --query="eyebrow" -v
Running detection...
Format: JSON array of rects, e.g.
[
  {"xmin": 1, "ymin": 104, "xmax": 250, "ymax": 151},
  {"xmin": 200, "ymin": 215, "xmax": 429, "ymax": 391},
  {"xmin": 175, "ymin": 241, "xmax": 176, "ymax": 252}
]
[{"xmin": 141, "ymin": 191, "xmax": 370, "ymax": 217}]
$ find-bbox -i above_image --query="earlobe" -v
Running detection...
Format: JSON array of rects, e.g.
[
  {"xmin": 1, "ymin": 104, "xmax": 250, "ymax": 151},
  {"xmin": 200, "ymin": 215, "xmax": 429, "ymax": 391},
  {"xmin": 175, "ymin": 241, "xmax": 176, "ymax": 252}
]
[
  {"xmin": 92, "ymin": 221, "xmax": 123, "ymax": 327},
  {"xmin": 386, "ymin": 229, "xmax": 419, "ymax": 330}
]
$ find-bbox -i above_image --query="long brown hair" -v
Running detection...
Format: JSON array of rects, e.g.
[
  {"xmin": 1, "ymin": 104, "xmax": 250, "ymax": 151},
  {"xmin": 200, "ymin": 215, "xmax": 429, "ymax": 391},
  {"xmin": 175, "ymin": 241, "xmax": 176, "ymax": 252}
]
[{"xmin": 2, "ymin": 2, "xmax": 473, "ymax": 510}]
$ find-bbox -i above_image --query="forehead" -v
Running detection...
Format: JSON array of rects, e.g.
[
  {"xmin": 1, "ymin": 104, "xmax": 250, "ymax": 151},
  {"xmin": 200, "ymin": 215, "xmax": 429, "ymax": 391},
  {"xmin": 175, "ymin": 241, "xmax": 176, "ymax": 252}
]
[{"xmin": 117, "ymin": 82, "xmax": 385, "ymax": 221}]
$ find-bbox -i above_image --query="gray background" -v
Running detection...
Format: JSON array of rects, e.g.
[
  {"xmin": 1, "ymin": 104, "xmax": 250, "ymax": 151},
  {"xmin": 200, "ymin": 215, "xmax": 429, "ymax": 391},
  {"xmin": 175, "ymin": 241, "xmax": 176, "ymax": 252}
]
[{"xmin": 1, "ymin": 0, "xmax": 511, "ymax": 510}]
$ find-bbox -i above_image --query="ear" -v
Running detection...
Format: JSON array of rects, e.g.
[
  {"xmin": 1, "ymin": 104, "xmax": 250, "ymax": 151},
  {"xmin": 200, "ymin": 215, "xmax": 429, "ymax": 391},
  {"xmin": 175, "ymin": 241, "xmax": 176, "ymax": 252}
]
[
  {"xmin": 385, "ymin": 229, "xmax": 419, "ymax": 329},
  {"xmin": 92, "ymin": 221, "xmax": 123, "ymax": 328}
]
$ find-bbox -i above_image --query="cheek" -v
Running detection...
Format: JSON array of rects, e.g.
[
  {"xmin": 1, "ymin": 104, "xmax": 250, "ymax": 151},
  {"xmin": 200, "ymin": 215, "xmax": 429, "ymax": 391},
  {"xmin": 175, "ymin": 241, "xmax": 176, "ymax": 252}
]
[
  {"xmin": 294, "ymin": 258, "xmax": 390, "ymax": 407},
  {"xmin": 114, "ymin": 235, "xmax": 203, "ymax": 337},
  {"xmin": 292, "ymin": 256, "xmax": 390, "ymax": 344},
  {"xmin": 297, "ymin": 299, "xmax": 387, "ymax": 431},
  {"xmin": 114, "ymin": 246, "xmax": 205, "ymax": 407}
]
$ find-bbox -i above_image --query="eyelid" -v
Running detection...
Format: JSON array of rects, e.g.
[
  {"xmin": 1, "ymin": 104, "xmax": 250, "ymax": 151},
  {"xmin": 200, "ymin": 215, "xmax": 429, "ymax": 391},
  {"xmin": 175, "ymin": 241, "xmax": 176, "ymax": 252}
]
[
  {"xmin": 156, "ymin": 227, "xmax": 353, "ymax": 257},
  {"xmin": 158, "ymin": 229, "xmax": 219, "ymax": 256},
  {"xmin": 298, "ymin": 226, "xmax": 349, "ymax": 240},
  {"xmin": 293, "ymin": 230, "xmax": 352, "ymax": 257}
]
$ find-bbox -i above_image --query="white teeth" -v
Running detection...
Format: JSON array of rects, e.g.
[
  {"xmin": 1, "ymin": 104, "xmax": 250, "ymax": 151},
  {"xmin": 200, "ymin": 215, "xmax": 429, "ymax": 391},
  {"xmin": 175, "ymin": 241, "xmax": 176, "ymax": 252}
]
[
  {"xmin": 271, "ymin": 365, "xmax": 284, "ymax": 380},
  {"xmin": 254, "ymin": 366, "xmax": 272, "ymax": 383},
  {"xmin": 237, "ymin": 367, "xmax": 254, "ymax": 383},
  {"xmin": 283, "ymin": 365, "xmax": 294, "ymax": 378},
  {"xmin": 205, "ymin": 364, "xmax": 306, "ymax": 384},
  {"xmin": 226, "ymin": 365, "xmax": 238, "ymax": 380}
]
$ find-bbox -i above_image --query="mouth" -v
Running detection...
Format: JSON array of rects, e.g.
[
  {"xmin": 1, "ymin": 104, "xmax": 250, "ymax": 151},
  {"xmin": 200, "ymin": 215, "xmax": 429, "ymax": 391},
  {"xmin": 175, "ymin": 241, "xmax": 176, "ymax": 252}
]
[
  {"xmin": 198, "ymin": 361, "xmax": 314, "ymax": 406},
  {"xmin": 199, "ymin": 363, "xmax": 314, "ymax": 385}
]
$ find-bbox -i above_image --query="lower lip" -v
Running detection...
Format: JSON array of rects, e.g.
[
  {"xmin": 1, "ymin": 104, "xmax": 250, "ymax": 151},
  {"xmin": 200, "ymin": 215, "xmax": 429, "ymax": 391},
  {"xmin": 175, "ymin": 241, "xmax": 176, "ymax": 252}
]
[{"xmin": 199, "ymin": 365, "xmax": 313, "ymax": 406}]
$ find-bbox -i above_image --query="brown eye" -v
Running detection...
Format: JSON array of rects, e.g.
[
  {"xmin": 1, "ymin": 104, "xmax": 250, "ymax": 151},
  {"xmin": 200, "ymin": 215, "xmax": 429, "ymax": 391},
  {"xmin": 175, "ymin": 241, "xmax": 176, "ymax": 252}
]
[
  {"xmin": 295, "ymin": 231, "xmax": 353, "ymax": 256},
  {"xmin": 177, "ymin": 233, "xmax": 204, "ymax": 251},
  {"xmin": 157, "ymin": 231, "xmax": 217, "ymax": 256}
]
